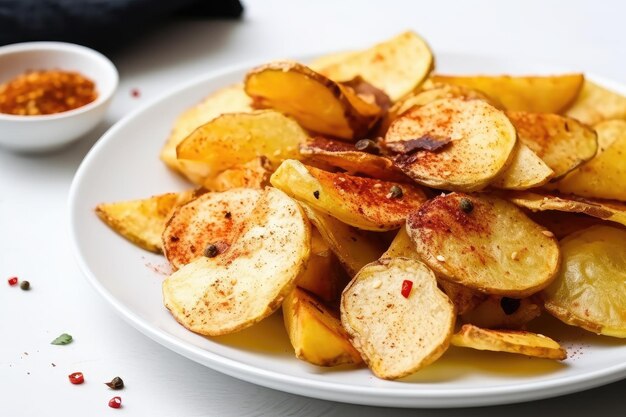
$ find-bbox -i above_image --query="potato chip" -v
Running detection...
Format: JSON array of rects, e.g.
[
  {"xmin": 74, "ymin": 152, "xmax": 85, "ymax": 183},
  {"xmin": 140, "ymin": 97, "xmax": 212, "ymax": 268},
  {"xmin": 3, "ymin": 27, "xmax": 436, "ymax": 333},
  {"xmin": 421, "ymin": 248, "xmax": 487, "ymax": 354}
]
[
  {"xmin": 431, "ymin": 74, "xmax": 584, "ymax": 113},
  {"xmin": 565, "ymin": 80, "xmax": 626, "ymax": 125},
  {"xmin": 295, "ymin": 227, "xmax": 342, "ymax": 303},
  {"xmin": 385, "ymin": 98, "xmax": 517, "ymax": 191},
  {"xmin": 543, "ymin": 225, "xmax": 626, "ymax": 338},
  {"xmin": 490, "ymin": 142, "xmax": 554, "ymax": 190},
  {"xmin": 203, "ymin": 157, "xmax": 272, "ymax": 192},
  {"xmin": 407, "ymin": 193, "xmax": 561, "ymax": 297},
  {"xmin": 271, "ymin": 159, "xmax": 428, "ymax": 231},
  {"xmin": 341, "ymin": 257, "xmax": 455, "ymax": 379},
  {"xmin": 451, "ymin": 324, "xmax": 566, "ymax": 360}
]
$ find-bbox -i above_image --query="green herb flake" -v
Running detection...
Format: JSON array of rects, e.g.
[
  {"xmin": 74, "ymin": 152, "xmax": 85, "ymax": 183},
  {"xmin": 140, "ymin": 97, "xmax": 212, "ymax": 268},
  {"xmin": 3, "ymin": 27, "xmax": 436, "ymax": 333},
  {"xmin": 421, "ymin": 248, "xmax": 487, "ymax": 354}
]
[{"xmin": 51, "ymin": 333, "xmax": 73, "ymax": 345}]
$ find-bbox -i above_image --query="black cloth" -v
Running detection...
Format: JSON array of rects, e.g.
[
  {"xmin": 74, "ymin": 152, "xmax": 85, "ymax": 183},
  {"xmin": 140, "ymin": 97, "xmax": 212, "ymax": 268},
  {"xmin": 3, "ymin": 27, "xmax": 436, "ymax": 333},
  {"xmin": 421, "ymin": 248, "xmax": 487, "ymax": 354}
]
[{"xmin": 0, "ymin": 0, "xmax": 243, "ymax": 52}]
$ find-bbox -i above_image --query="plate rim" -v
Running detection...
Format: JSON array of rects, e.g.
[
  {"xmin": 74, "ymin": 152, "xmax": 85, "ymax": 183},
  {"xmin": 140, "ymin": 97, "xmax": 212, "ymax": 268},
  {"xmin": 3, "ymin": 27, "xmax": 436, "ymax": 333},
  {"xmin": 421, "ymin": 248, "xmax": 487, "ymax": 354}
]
[{"xmin": 68, "ymin": 55, "xmax": 626, "ymax": 408}]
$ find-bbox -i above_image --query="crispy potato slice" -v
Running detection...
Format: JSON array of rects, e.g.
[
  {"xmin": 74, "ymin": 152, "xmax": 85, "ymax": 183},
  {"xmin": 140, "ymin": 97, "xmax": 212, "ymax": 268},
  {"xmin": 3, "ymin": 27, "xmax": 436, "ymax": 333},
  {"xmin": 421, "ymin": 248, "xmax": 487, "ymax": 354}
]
[
  {"xmin": 299, "ymin": 136, "xmax": 407, "ymax": 182},
  {"xmin": 565, "ymin": 80, "xmax": 626, "ymax": 125},
  {"xmin": 160, "ymin": 84, "xmax": 252, "ymax": 183},
  {"xmin": 407, "ymin": 193, "xmax": 560, "ymax": 297},
  {"xmin": 176, "ymin": 110, "xmax": 307, "ymax": 181},
  {"xmin": 527, "ymin": 211, "xmax": 606, "ymax": 240},
  {"xmin": 431, "ymin": 74, "xmax": 584, "ymax": 113},
  {"xmin": 386, "ymin": 98, "xmax": 516, "ymax": 191},
  {"xmin": 461, "ymin": 296, "xmax": 542, "ymax": 330},
  {"xmin": 451, "ymin": 324, "xmax": 566, "ymax": 360},
  {"xmin": 506, "ymin": 111, "xmax": 598, "ymax": 180},
  {"xmin": 162, "ymin": 188, "xmax": 310, "ymax": 336},
  {"xmin": 316, "ymin": 31, "xmax": 434, "ymax": 101},
  {"xmin": 162, "ymin": 188, "xmax": 263, "ymax": 270},
  {"xmin": 300, "ymin": 203, "xmax": 384, "ymax": 277},
  {"xmin": 554, "ymin": 120, "xmax": 626, "ymax": 201},
  {"xmin": 490, "ymin": 142, "xmax": 554, "ymax": 190},
  {"xmin": 543, "ymin": 225, "xmax": 626, "ymax": 337},
  {"xmin": 271, "ymin": 159, "xmax": 428, "ymax": 231},
  {"xmin": 96, "ymin": 189, "xmax": 197, "ymax": 253},
  {"xmin": 506, "ymin": 191, "xmax": 626, "ymax": 227},
  {"xmin": 308, "ymin": 50, "xmax": 357, "ymax": 72},
  {"xmin": 341, "ymin": 257, "xmax": 455, "ymax": 379},
  {"xmin": 203, "ymin": 157, "xmax": 272, "ymax": 192},
  {"xmin": 295, "ymin": 227, "xmax": 342, "ymax": 303},
  {"xmin": 383, "ymin": 228, "xmax": 486, "ymax": 315},
  {"xmin": 283, "ymin": 288, "xmax": 362, "ymax": 367},
  {"xmin": 245, "ymin": 61, "xmax": 382, "ymax": 139}
]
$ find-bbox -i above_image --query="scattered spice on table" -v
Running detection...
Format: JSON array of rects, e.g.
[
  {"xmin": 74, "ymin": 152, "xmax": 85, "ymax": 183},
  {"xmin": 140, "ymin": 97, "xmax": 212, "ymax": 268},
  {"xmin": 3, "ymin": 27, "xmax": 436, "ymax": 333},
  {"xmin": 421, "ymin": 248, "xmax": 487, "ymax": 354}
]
[
  {"xmin": 20, "ymin": 280, "xmax": 30, "ymax": 291},
  {"xmin": 51, "ymin": 363, "xmax": 56, "ymax": 367},
  {"xmin": 105, "ymin": 376, "xmax": 124, "ymax": 390},
  {"xmin": 0, "ymin": 70, "xmax": 97, "ymax": 115},
  {"xmin": 68, "ymin": 372, "xmax": 84, "ymax": 385},
  {"xmin": 51, "ymin": 333, "xmax": 73, "ymax": 345},
  {"xmin": 7, "ymin": 276, "xmax": 18, "ymax": 286},
  {"xmin": 130, "ymin": 88, "xmax": 141, "ymax": 98},
  {"xmin": 108, "ymin": 396, "xmax": 122, "ymax": 409}
]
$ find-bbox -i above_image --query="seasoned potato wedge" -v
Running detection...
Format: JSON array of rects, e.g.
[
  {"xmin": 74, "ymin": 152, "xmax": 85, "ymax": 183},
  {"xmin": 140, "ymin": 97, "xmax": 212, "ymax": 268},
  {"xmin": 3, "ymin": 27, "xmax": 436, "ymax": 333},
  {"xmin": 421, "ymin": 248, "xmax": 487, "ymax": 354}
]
[
  {"xmin": 271, "ymin": 159, "xmax": 428, "ymax": 231},
  {"xmin": 203, "ymin": 156, "xmax": 272, "ymax": 192},
  {"xmin": 565, "ymin": 80, "xmax": 626, "ymax": 125},
  {"xmin": 316, "ymin": 31, "xmax": 434, "ymax": 101},
  {"xmin": 491, "ymin": 142, "xmax": 554, "ymax": 190},
  {"xmin": 407, "ymin": 193, "xmax": 561, "ymax": 297},
  {"xmin": 554, "ymin": 120, "xmax": 626, "ymax": 201},
  {"xmin": 431, "ymin": 74, "xmax": 584, "ymax": 113},
  {"xmin": 385, "ymin": 98, "xmax": 517, "ymax": 191},
  {"xmin": 451, "ymin": 324, "xmax": 566, "ymax": 360},
  {"xmin": 176, "ymin": 110, "xmax": 307, "ymax": 181},
  {"xmin": 299, "ymin": 136, "xmax": 407, "ymax": 182},
  {"xmin": 163, "ymin": 188, "xmax": 263, "ymax": 270},
  {"xmin": 162, "ymin": 188, "xmax": 310, "ymax": 336},
  {"xmin": 506, "ymin": 111, "xmax": 598, "ymax": 180},
  {"xmin": 461, "ymin": 296, "xmax": 542, "ymax": 330},
  {"xmin": 161, "ymin": 84, "xmax": 252, "ymax": 183},
  {"xmin": 300, "ymin": 203, "xmax": 384, "ymax": 277},
  {"xmin": 506, "ymin": 191, "xmax": 626, "ymax": 227},
  {"xmin": 295, "ymin": 228, "xmax": 342, "ymax": 303},
  {"xmin": 382, "ymin": 228, "xmax": 484, "ymax": 315},
  {"xmin": 543, "ymin": 225, "xmax": 626, "ymax": 338},
  {"xmin": 245, "ymin": 61, "xmax": 382, "ymax": 139},
  {"xmin": 283, "ymin": 288, "xmax": 362, "ymax": 367},
  {"xmin": 96, "ymin": 190, "xmax": 197, "ymax": 253},
  {"xmin": 341, "ymin": 257, "xmax": 455, "ymax": 379}
]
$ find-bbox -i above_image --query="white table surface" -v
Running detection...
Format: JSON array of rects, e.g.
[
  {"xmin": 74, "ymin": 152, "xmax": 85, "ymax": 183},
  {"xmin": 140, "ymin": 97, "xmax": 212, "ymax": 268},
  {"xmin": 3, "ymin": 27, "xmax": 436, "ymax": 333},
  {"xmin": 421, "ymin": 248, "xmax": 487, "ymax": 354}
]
[{"xmin": 1, "ymin": 0, "xmax": 625, "ymax": 415}]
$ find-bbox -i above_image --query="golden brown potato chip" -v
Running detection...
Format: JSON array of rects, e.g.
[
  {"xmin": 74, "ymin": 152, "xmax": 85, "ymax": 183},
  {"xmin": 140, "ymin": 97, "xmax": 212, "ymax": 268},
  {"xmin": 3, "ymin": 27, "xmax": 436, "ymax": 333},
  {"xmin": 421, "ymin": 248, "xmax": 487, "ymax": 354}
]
[
  {"xmin": 554, "ymin": 119, "xmax": 626, "ymax": 201},
  {"xmin": 245, "ymin": 61, "xmax": 382, "ymax": 139},
  {"xmin": 316, "ymin": 31, "xmax": 434, "ymax": 101},
  {"xmin": 527, "ymin": 211, "xmax": 605, "ymax": 240},
  {"xmin": 283, "ymin": 287, "xmax": 362, "ymax": 367},
  {"xmin": 490, "ymin": 142, "xmax": 554, "ymax": 190},
  {"xmin": 308, "ymin": 50, "xmax": 357, "ymax": 72},
  {"xmin": 407, "ymin": 193, "xmax": 561, "ymax": 297},
  {"xmin": 203, "ymin": 157, "xmax": 272, "ymax": 192},
  {"xmin": 160, "ymin": 84, "xmax": 252, "ymax": 183},
  {"xmin": 162, "ymin": 188, "xmax": 310, "ymax": 336},
  {"xmin": 543, "ymin": 225, "xmax": 626, "ymax": 338},
  {"xmin": 162, "ymin": 188, "xmax": 263, "ymax": 270},
  {"xmin": 341, "ymin": 257, "xmax": 455, "ymax": 379},
  {"xmin": 385, "ymin": 98, "xmax": 517, "ymax": 192},
  {"xmin": 451, "ymin": 324, "xmax": 566, "ymax": 360},
  {"xmin": 431, "ymin": 74, "xmax": 584, "ymax": 113},
  {"xmin": 295, "ymin": 227, "xmax": 342, "ymax": 303},
  {"xmin": 506, "ymin": 111, "xmax": 597, "ymax": 180},
  {"xmin": 565, "ymin": 80, "xmax": 626, "ymax": 125},
  {"xmin": 176, "ymin": 110, "xmax": 307, "ymax": 181},
  {"xmin": 299, "ymin": 136, "xmax": 407, "ymax": 182},
  {"xmin": 271, "ymin": 159, "xmax": 428, "ymax": 231},
  {"xmin": 506, "ymin": 191, "xmax": 626, "ymax": 227},
  {"xmin": 461, "ymin": 296, "xmax": 542, "ymax": 330},
  {"xmin": 96, "ymin": 190, "xmax": 197, "ymax": 253}
]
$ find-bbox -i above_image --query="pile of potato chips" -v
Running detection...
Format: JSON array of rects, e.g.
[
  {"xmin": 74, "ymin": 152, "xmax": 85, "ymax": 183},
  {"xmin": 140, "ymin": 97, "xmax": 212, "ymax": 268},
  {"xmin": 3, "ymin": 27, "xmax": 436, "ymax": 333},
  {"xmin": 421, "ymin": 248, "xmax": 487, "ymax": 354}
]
[{"xmin": 96, "ymin": 31, "xmax": 626, "ymax": 380}]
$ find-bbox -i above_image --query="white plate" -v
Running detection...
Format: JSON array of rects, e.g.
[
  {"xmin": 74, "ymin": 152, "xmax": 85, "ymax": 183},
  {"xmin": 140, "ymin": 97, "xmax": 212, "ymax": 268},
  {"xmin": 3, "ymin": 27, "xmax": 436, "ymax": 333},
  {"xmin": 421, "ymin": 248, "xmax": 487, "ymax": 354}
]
[{"xmin": 69, "ymin": 53, "xmax": 626, "ymax": 408}]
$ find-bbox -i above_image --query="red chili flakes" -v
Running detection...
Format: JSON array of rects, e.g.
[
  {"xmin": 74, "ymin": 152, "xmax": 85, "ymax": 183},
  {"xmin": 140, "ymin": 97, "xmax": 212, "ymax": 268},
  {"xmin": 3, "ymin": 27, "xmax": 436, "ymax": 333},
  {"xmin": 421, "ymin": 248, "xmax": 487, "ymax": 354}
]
[
  {"xmin": 401, "ymin": 280, "xmax": 413, "ymax": 298},
  {"xmin": 108, "ymin": 396, "xmax": 122, "ymax": 409},
  {"xmin": 7, "ymin": 276, "xmax": 18, "ymax": 286},
  {"xmin": 68, "ymin": 372, "xmax": 84, "ymax": 385},
  {"xmin": 130, "ymin": 88, "xmax": 141, "ymax": 98}
]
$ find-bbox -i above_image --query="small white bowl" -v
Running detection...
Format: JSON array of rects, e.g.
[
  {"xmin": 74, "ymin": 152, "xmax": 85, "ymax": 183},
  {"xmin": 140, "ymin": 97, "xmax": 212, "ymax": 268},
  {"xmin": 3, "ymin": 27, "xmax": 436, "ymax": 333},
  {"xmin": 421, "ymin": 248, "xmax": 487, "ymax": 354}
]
[{"xmin": 0, "ymin": 42, "xmax": 118, "ymax": 152}]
